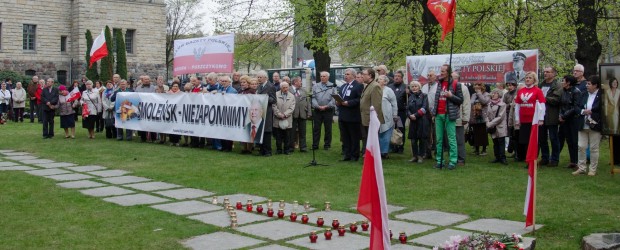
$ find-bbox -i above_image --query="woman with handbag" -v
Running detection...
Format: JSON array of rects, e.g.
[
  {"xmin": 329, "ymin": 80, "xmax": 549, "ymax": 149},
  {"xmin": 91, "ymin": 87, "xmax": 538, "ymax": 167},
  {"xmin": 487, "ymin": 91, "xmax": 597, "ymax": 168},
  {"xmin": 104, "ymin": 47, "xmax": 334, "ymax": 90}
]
[
  {"xmin": 486, "ymin": 89, "xmax": 508, "ymax": 164},
  {"xmin": 469, "ymin": 82, "xmax": 491, "ymax": 156},
  {"xmin": 407, "ymin": 81, "xmax": 429, "ymax": 163},
  {"xmin": 378, "ymin": 75, "xmax": 398, "ymax": 159},
  {"xmin": 11, "ymin": 82, "xmax": 27, "ymax": 122},
  {"xmin": 58, "ymin": 85, "xmax": 77, "ymax": 138},
  {"xmin": 79, "ymin": 80, "xmax": 102, "ymax": 139},
  {"xmin": 102, "ymin": 81, "xmax": 117, "ymax": 139}
]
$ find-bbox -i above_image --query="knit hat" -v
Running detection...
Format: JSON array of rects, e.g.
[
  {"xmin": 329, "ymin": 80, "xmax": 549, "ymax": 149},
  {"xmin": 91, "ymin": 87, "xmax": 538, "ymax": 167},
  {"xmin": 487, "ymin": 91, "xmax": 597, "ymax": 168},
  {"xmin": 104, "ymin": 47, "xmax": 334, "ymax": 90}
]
[{"xmin": 59, "ymin": 85, "xmax": 67, "ymax": 91}]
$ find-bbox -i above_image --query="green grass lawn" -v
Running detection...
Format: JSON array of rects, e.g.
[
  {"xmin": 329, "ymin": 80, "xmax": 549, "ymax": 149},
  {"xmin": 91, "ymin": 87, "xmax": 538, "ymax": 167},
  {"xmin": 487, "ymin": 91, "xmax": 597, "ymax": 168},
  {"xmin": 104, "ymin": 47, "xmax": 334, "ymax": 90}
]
[{"xmin": 1, "ymin": 119, "xmax": 619, "ymax": 249}]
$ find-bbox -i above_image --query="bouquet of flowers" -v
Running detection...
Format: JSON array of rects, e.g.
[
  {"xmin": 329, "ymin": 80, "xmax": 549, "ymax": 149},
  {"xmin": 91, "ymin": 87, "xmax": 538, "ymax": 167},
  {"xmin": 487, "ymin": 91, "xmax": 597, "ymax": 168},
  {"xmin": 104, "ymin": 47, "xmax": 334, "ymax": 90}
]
[{"xmin": 433, "ymin": 233, "xmax": 526, "ymax": 250}]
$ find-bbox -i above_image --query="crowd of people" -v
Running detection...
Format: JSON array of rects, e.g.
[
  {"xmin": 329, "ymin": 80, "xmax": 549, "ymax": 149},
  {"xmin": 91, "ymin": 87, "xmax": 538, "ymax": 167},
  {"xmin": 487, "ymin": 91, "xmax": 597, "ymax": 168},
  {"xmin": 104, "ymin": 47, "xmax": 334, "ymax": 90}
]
[{"xmin": 0, "ymin": 61, "xmax": 609, "ymax": 176}]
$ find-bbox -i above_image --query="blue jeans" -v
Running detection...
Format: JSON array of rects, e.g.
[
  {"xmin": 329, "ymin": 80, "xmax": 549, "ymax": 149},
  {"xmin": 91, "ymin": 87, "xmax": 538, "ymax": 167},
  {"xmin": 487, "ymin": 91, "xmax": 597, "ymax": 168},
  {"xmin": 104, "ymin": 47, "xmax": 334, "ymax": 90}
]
[
  {"xmin": 378, "ymin": 127, "xmax": 393, "ymax": 154},
  {"xmin": 539, "ymin": 124, "xmax": 560, "ymax": 162}
]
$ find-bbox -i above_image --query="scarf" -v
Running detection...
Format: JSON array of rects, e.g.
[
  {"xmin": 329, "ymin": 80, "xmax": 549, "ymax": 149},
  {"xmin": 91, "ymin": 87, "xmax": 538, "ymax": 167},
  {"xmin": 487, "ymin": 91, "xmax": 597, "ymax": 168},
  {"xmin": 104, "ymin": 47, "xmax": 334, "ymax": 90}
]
[
  {"xmin": 104, "ymin": 87, "xmax": 114, "ymax": 99},
  {"xmin": 490, "ymin": 98, "xmax": 501, "ymax": 105}
]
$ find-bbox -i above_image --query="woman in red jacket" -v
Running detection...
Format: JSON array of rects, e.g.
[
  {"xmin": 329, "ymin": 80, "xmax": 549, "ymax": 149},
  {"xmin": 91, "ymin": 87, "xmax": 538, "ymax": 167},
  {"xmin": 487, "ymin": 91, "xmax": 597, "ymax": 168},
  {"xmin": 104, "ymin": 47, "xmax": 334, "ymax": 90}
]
[{"xmin": 514, "ymin": 71, "xmax": 546, "ymax": 166}]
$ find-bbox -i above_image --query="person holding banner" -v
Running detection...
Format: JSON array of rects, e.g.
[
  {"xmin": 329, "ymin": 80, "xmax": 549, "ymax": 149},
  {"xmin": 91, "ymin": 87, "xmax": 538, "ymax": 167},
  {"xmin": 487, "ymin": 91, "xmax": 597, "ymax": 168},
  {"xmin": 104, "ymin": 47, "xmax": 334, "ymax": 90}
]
[
  {"xmin": 431, "ymin": 65, "xmax": 463, "ymax": 170},
  {"xmin": 256, "ymin": 71, "xmax": 276, "ymax": 157},
  {"xmin": 515, "ymin": 72, "xmax": 546, "ymax": 167},
  {"xmin": 111, "ymin": 80, "xmax": 133, "ymax": 141},
  {"xmin": 167, "ymin": 82, "xmax": 182, "ymax": 146},
  {"xmin": 573, "ymin": 75, "xmax": 603, "ymax": 176},
  {"xmin": 216, "ymin": 75, "xmax": 238, "ymax": 152},
  {"xmin": 102, "ymin": 81, "xmax": 117, "ymax": 139},
  {"xmin": 135, "ymin": 76, "xmax": 156, "ymax": 142},
  {"xmin": 189, "ymin": 76, "xmax": 206, "ymax": 148}
]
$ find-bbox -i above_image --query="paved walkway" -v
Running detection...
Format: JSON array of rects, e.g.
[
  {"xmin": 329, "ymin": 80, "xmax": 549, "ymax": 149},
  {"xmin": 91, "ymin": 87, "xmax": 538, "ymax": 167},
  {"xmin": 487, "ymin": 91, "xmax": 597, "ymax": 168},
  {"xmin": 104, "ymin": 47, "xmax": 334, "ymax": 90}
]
[{"xmin": 0, "ymin": 150, "xmax": 539, "ymax": 249}]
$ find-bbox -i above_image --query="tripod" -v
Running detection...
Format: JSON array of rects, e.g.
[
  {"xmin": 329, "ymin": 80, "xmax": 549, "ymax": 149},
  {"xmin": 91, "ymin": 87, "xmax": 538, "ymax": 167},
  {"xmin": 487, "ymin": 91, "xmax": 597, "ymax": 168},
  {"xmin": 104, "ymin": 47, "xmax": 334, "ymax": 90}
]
[{"xmin": 304, "ymin": 85, "xmax": 336, "ymax": 168}]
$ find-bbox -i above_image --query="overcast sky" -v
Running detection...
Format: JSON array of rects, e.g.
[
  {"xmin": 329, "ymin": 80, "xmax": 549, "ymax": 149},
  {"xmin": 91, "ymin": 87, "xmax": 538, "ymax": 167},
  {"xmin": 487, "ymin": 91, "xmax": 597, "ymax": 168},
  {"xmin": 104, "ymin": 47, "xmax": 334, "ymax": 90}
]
[{"xmin": 198, "ymin": 0, "xmax": 218, "ymax": 35}]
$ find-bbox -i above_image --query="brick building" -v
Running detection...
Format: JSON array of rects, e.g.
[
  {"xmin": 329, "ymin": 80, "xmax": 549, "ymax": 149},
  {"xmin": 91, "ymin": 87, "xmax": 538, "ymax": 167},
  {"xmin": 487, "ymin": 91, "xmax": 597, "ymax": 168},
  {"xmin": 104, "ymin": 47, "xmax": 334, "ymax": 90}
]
[{"xmin": 0, "ymin": 0, "xmax": 166, "ymax": 83}]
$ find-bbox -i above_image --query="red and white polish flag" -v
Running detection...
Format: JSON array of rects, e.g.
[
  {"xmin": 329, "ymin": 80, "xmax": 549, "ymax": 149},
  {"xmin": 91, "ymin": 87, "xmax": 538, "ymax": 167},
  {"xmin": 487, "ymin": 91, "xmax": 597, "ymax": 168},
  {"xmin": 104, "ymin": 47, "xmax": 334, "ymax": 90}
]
[
  {"xmin": 89, "ymin": 29, "xmax": 108, "ymax": 68},
  {"xmin": 524, "ymin": 101, "xmax": 543, "ymax": 228},
  {"xmin": 357, "ymin": 106, "xmax": 390, "ymax": 250},
  {"xmin": 67, "ymin": 87, "xmax": 81, "ymax": 103}
]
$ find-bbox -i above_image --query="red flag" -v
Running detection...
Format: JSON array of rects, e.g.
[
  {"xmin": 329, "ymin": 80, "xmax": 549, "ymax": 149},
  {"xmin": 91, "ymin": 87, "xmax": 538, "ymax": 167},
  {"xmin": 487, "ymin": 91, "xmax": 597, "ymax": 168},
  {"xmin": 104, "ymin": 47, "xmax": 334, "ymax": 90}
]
[
  {"xmin": 427, "ymin": 0, "xmax": 457, "ymax": 41},
  {"xmin": 89, "ymin": 29, "xmax": 108, "ymax": 68},
  {"xmin": 357, "ymin": 106, "xmax": 390, "ymax": 250},
  {"xmin": 67, "ymin": 87, "xmax": 81, "ymax": 103},
  {"xmin": 524, "ymin": 101, "xmax": 543, "ymax": 228}
]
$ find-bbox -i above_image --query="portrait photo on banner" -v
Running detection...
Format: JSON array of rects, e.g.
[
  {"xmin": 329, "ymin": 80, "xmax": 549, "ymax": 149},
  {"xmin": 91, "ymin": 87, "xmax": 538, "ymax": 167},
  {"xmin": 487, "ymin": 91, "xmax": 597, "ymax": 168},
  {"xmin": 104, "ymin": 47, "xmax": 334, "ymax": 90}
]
[{"xmin": 599, "ymin": 63, "xmax": 620, "ymax": 135}]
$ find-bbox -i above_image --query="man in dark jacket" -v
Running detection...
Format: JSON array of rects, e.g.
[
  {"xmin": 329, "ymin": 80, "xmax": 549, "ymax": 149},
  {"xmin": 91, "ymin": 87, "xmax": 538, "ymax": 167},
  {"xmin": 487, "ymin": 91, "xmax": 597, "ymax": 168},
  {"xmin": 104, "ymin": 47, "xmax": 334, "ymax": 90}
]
[
  {"xmin": 538, "ymin": 66, "xmax": 562, "ymax": 166},
  {"xmin": 337, "ymin": 68, "xmax": 363, "ymax": 161},
  {"xmin": 388, "ymin": 70, "xmax": 407, "ymax": 153},
  {"xmin": 256, "ymin": 70, "xmax": 276, "ymax": 156},
  {"xmin": 431, "ymin": 64, "xmax": 463, "ymax": 170},
  {"xmin": 41, "ymin": 78, "xmax": 59, "ymax": 138}
]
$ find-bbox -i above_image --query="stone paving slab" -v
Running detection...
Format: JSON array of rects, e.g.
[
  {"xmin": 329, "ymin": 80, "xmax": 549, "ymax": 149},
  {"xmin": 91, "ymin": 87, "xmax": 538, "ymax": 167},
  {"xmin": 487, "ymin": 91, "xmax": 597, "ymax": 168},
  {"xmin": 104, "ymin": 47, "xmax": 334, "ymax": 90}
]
[
  {"xmin": 411, "ymin": 229, "xmax": 472, "ymax": 247},
  {"xmin": 100, "ymin": 176, "xmax": 151, "ymax": 185},
  {"xmin": 103, "ymin": 194, "xmax": 170, "ymax": 206},
  {"xmin": 66, "ymin": 165, "xmax": 107, "ymax": 172},
  {"xmin": 237, "ymin": 220, "xmax": 319, "ymax": 241},
  {"xmin": 151, "ymin": 200, "xmax": 222, "ymax": 215},
  {"xmin": 182, "ymin": 232, "xmax": 265, "ymax": 250},
  {"xmin": 154, "ymin": 188, "xmax": 214, "ymax": 200},
  {"xmin": 350, "ymin": 204, "xmax": 406, "ymax": 214},
  {"xmin": 20, "ymin": 159, "xmax": 55, "ymax": 164},
  {"xmin": 251, "ymin": 244, "xmax": 297, "ymax": 250},
  {"xmin": 25, "ymin": 168, "xmax": 72, "ymax": 176},
  {"xmin": 188, "ymin": 210, "xmax": 272, "ymax": 227},
  {"xmin": 123, "ymin": 181, "xmax": 182, "ymax": 191},
  {"xmin": 455, "ymin": 218, "xmax": 542, "ymax": 236},
  {"xmin": 87, "ymin": 169, "xmax": 130, "ymax": 177},
  {"xmin": 287, "ymin": 230, "xmax": 370, "ymax": 250},
  {"xmin": 306, "ymin": 210, "xmax": 367, "ymax": 227},
  {"xmin": 361, "ymin": 220, "xmax": 436, "ymax": 237},
  {"xmin": 390, "ymin": 244, "xmax": 430, "ymax": 250},
  {"xmin": 0, "ymin": 166, "xmax": 38, "ymax": 171},
  {"xmin": 396, "ymin": 210, "xmax": 469, "ymax": 226},
  {"xmin": 36, "ymin": 162, "xmax": 78, "ymax": 169},
  {"xmin": 0, "ymin": 150, "xmax": 16, "ymax": 153},
  {"xmin": 2, "ymin": 152, "xmax": 30, "ymax": 156},
  {"xmin": 215, "ymin": 193, "xmax": 269, "ymax": 205},
  {"xmin": 43, "ymin": 173, "xmax": 94, "ymax": 181},
  {"xmin": 0, "ymin": 161, "xmax": 19, "ymax": 167},
  {"xmin": 57, "ymin": 180, "xmax": 107, "ymax": 189},
  {"xmin": 4, "ymin": 155, "xmax": 38, "ymax": 161},
  {"xmin": 80, "ymin": 186, "xmax": 135, "ymax": 197}
]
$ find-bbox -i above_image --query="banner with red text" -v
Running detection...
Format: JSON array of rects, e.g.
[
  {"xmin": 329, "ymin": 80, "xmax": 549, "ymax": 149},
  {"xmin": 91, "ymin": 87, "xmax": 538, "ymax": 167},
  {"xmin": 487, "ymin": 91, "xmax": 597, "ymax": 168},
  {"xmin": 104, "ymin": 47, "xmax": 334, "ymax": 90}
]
[
  {"xmin": 406, "ymin": 49, "xmax": 538, "ymax": 84},
  {"xmin": 173, "ymin": 34, "xmax": 235, "ymax": 75},
  {"xmin": 114, "ymin": 92, "xmax": 267, "ymax": 143}
]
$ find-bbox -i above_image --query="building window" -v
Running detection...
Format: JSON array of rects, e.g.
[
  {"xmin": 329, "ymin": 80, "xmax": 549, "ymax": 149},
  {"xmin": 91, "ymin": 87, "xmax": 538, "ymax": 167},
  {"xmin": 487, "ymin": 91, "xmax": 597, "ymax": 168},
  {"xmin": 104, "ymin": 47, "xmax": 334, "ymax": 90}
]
[
  {"xmin": 23, "ymin": 24, "xmax": 36, "ymax": 51},
  {"xmin": 25, "ymin": 70, "xmax": 36, "ymax": 77},
  {"xmin": 57, "ymin": 70, "xmax": 67, "ymax": 85},
  {"xmin": 125, "ymin": 29, "xmax": 135, "ymax": 54},
  {"xmin": 61, "ymin": 36, "xmax": 67, "ymax": 52},
  {"xmin": 112, "ymin": 28, "xmax": 121, "ymax": 52}
]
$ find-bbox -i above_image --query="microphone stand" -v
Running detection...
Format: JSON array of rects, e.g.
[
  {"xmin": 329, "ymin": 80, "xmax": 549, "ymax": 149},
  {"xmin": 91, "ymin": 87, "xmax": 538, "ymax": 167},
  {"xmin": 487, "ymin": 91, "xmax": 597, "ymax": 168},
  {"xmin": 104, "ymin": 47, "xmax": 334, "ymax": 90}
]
[{"xmin": 304, "ymin": 83, "xmax": 337, "ymax": 168}]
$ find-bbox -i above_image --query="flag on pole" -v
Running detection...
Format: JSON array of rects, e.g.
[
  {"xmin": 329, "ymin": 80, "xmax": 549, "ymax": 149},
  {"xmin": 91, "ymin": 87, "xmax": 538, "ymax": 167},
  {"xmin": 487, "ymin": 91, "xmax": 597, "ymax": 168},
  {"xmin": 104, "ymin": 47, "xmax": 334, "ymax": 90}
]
[
  {"xmin": 357, "ymin": 106, "xmax": 390, "ymax": 250},
  {"xmin": 524, "ymin": 101, "xmax": 543, "ymax": 228},
  {"xmin": 67, "ymin": 87, "xmax": 81, "ymax": 103},
  {"xmin": 89, "ymin": 29, "xmax": 108, "ymax": 68},
  {"xmin": 427, "ymin": 0, "xmax": 457, "ymax": 41}
]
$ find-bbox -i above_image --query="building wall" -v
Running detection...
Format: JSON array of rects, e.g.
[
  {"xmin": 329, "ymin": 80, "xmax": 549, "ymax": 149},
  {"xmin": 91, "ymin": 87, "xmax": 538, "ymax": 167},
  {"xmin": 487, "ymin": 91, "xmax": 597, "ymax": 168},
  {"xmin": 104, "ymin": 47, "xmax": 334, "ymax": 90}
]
[{"xmin": 0, "ymin": 0, "xmax": 166, "ymax": 82}]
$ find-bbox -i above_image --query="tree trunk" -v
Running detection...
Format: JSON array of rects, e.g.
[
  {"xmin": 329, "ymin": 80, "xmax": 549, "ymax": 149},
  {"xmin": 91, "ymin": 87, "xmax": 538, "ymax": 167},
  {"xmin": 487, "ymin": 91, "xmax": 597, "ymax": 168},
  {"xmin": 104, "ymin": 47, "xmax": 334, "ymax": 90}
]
[
  {"xmin": 303, "ymin": 0, "xmax": 331, "ymax": 80},
  {"xmin": 420, "ymin": 0, "xmax": 439, "ymax": 55},
  {"xmin": 575, "ymin": 0, "xmax": 601, "ymax": 77}
]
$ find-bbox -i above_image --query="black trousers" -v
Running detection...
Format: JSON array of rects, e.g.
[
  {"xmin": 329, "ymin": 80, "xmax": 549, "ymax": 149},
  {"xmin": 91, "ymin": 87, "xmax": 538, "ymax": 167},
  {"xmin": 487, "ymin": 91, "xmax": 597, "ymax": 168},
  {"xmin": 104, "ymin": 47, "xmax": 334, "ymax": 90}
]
[
  {"xmin": 559, "ymin": 120, "xmax": 578, "ymax": 164},
  {"xmin": 139, "ymin": 131, "xmax": 157, "ymax": 142},
  {"xmin": 275, "ymin": 128, "xmax": 292, "ymax": 152},
  {"xmin": 13, "ymin": 107, "xmax": 24, "ymax": 122},
  {"xmin": 190, "ymin": 136, "xmax": 205, "ymax": 148},
  {"xmin": 291, "ymin": 118, "xmax": 307, "ymax": 150},
  {"xmin": 42, "ymin": 110, "xmax": 55, "ymax": 137},
  {"xmin": 312, "ymin": 109, "xmax": 334, "ymax": 148},
  {"xmin": 493, "ymin": 137, "xmax": 506, "ymax": 160},
  {"xmin": 105, "ymin": 126, "xmax": 117, "ymax": 139},
  {"xmin": 260, "ymin": 132, "xmax": 272, "ymax": 155},
  {"xmin": 340, "ymin": 120, "xmax": 361, "ymax": 160},
  {"xmin": 29, "ymin": 99, "xmax": 38, "ymax": 122}
]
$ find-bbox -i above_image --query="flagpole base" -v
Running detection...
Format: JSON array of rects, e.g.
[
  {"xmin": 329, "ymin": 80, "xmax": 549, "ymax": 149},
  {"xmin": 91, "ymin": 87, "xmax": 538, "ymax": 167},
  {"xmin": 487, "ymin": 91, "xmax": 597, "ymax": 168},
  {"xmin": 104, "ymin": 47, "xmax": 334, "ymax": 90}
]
[{"xmin": 304, "ymin": 160, "xmax": 329, "ymax": 168}]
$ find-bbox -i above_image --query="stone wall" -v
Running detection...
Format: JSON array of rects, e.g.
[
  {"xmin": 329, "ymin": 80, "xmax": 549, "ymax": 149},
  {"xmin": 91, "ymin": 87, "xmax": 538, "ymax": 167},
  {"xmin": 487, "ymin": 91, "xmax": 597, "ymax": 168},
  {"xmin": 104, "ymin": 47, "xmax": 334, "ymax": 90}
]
[{"xmin": 0, "ymin": 0, "xmax": 166, "ymax": 81}]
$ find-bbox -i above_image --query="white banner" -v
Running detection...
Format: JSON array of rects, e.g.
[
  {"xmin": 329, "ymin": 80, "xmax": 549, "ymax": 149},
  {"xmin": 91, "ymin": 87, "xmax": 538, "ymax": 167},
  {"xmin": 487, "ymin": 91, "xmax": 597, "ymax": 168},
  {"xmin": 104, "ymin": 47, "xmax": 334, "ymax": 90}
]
[
  {"xmin": 406, "ymin": 49, "xmax": 539, "ymax": 84},
  {"xmin": 114, "ymin": 92, "xmax": 268, "ymax": 143},
  {"xmin": 173, "ymin": 34, "xmax": 235, "ymax": 75}
]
